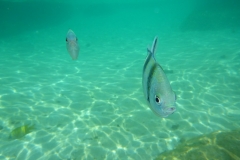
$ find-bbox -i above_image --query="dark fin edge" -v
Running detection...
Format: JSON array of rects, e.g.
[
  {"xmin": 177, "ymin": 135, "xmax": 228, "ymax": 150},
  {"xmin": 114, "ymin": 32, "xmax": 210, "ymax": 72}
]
[{"xmin": 147, "ymin": 36, "xmax": 158, "ymax": 60}]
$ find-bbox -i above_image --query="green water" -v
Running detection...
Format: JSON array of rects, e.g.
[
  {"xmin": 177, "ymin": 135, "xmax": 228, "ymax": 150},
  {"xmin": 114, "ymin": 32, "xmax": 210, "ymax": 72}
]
[{"xmin": 0, "ymin": 0, "xmax": 240, "ymax": 159}]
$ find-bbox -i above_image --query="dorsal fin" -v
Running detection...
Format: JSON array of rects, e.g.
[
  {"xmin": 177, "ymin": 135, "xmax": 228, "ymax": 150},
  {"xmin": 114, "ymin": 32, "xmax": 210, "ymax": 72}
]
[{"xmin": 147, "ymin": 36, "xmax": 158, "ymax": 60}]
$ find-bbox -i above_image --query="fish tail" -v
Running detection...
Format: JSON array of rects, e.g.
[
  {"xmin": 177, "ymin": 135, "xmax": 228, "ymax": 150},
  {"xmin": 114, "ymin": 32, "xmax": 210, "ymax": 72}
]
[
  {"xmin": 147, "ymin": 36, "xmax": 158, "ymax": 60},
  {"xmin": 27, "ymin": 124, "xmax": 35, "ymax": 132}
]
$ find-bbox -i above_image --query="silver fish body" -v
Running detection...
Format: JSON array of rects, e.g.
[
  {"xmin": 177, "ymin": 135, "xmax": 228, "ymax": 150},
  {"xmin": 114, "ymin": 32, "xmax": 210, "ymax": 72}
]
[
  {"xmin": 66, "ymin": 29, "xmax": 79, "ymax": 60},
  {"xmin": 142, "ymin": 37, "xmax": 176, "ymax": 118}
]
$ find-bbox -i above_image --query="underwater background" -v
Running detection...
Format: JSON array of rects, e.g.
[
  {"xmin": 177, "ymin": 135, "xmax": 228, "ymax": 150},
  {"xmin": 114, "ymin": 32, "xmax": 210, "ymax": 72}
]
[{"xmin": 0, "ymin": 0, "xmax": 240, "ymax": 159}]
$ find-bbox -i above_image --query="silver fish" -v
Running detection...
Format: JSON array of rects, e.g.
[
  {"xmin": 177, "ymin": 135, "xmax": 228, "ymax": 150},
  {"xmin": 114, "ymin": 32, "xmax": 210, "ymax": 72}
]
[
  {"xmin": 142, "ymin": 37, "xmax": 176, "ymax": 117},
  {"xmin": 66, "ymin": 29, "xmax": 79, "ymax": 60}
]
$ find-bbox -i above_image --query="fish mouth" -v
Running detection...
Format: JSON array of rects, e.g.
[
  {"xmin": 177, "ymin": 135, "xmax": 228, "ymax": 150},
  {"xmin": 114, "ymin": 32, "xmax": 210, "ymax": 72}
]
[{"xmin": 162, "ymin": 106, "xmax": 176, "ymax": 117}]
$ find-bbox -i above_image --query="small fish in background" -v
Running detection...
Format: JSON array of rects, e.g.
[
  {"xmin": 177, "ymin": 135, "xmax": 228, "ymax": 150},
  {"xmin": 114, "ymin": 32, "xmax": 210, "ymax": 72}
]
[
  {"xmin": 9, "ymin": 124, "xmax": 35, "ymax": 140},
  {"xmin": 142, "ymin": 37, "xmax": 176, "ymax": 118},
  {"xmin": 66, "ymin": 29, "xmax": 79, "ymax": 60}
]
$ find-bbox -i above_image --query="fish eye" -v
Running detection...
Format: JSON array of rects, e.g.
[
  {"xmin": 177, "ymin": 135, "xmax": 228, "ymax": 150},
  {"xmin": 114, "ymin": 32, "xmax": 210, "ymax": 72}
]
[
  {"xmin": 66, "ymin": 38, "xmax": 68, "ymax": 42},
  {"xmin": 155, "ymin": 95, "xmax": 161, "ymax": 104}
]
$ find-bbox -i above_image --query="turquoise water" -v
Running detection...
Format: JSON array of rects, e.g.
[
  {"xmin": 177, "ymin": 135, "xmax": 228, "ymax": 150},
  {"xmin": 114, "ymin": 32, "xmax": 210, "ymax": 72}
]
[{"xmin": 0, "ymin": 0, "xmax": 240, "ymax": 159}]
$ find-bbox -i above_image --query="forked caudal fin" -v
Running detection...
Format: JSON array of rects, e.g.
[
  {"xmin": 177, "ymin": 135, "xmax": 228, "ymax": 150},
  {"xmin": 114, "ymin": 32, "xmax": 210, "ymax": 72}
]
[{"xmin": 147, "ymin": 36, "xmax": 158, "ymax": 60}]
